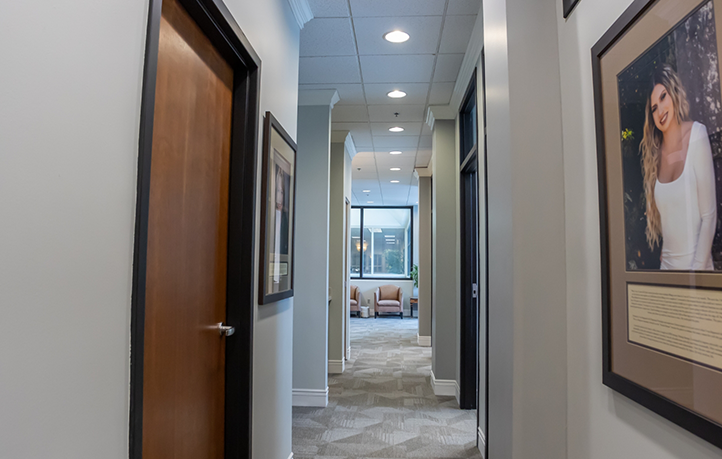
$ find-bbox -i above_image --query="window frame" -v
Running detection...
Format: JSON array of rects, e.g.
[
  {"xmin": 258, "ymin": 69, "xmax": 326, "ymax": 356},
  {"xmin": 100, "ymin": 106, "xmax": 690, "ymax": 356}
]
[{"xmin": 350, "ymin": 205, "xmax": 414, "ymax": 281}]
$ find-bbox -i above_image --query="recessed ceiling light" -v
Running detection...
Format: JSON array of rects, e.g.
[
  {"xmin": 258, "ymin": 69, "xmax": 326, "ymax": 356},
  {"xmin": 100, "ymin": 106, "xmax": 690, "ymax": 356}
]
[
  {"xmin": 389, "ymin": 126, "xmax": 404, "ymax": 132},
  {"xmin": 390, "ymin": 167, "xmax": 401, "ymax": 171},
  {"xmin": 387, "ymin": 90, "xmax": 407, "ymax": 99},
  {"xmin": 367, "ymin": 201, "xmax": 374, "ymax": 204},
  {"xmin": 384, "ymin": 30, "xmax": 410, "ymax": 43},
  {"xmin": 390, "ymin": 180, "xmax": 400, "ymax": 183},
  {"xmin": 362, "ymin": 189, "xmax": 371, "ymax": 193},
  {"xmin": 389, "ymin": 151, "xmax": 402, "ymax": 155}
]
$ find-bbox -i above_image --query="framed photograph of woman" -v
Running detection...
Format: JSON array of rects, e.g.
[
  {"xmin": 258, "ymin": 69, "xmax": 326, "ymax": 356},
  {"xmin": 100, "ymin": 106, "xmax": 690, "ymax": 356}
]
[
  {"xmin": 259, "ymin": 112, "xmax": 297, "ymax": 304},
  {"xmin": 594, "ymin": 0, "xmax": 722, "ymax": 449}
]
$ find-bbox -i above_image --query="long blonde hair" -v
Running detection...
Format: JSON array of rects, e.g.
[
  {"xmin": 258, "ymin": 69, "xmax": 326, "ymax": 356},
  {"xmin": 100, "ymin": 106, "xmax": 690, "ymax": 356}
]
[{"xmin": 640, "ymin": 64, "xmax": 690, "ymax": 249}]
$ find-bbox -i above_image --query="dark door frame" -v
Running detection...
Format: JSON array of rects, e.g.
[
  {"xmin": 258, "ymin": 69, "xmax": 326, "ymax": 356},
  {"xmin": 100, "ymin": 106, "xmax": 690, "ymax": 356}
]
[
  {"xmin": 480, "ymin": 49, "xmax": 490, "ymax": 459},
  {"xmin": 129, "ymin": 0, "xmax": 261, "ymax": 458},
  {"xmin": 459, "ymin": 71, "xmax": 479, "ymax": 411}
]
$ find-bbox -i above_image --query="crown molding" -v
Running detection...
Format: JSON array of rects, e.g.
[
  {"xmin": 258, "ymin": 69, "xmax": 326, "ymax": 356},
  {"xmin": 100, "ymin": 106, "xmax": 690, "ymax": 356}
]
[
  {"xmin": 298, "ymin": 89, "xmax": 340, "ymax": 108},
  {"xmin": 344, "ymin": 133, "xmax": 357, "ymax": 160},
  {"xmin": 414, "ymin": 167, "xmax": 433, "ymax": 178},
  {"xmin": 449, "ymin": 12, "xmax": 484, "ymax": 112},
  {"xmin": 288, "ymin": 0, "xmax": 313, "ymax": 29},
  {"xmin": 425, "ymin": 105, "xmax": 456, "ymax": 130},
  {"xmin": 331, "ymin": 130, "xmax": 358, "ymax": 160}
]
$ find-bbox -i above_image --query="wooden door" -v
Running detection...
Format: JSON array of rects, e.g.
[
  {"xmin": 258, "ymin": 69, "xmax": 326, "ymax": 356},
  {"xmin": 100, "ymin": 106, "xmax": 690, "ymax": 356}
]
[{"xmin": 142, "ymin": 0, "xmax": 234, "ymax": 457}]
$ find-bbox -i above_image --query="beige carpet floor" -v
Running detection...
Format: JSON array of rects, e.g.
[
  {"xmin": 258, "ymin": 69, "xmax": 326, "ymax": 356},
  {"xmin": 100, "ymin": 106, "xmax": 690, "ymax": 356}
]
[{"xmin": 292, "ymin": 317, "xmax": 482, "ymax": 459}]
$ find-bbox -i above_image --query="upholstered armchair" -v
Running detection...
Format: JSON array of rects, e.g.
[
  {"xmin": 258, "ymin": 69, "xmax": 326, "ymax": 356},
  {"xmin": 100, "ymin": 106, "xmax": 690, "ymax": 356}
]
[
  {"xmin": 373, "ymin": 285, "xmax": 403, "ymax": 319},
  {"xmin": 350, "ymin": 285, "xmax": 360, "ymax": 316}
]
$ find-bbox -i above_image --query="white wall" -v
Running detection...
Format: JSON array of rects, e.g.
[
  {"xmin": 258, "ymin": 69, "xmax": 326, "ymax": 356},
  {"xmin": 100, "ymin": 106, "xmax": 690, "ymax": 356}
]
[
  {"xmin": 351, "ymin": 279, "xmax": 414, "ymax": 316},
  {"xmin": 328, "ymin": 137, "xmax": 351, "ymax": 365},
  {"xmin": 0, "ymin": 1, "xmax": 301, "ymax": 458},
  {"xmin": 431, "ymin": 119, "xmax": 460, "ymax": 383},
  {"xmin": 417, "ymin": 176, "xmax": 433, "ymax": 339},
  {"xmin": 293, "ymin": 102, "xmax": 332, "ymax": 402},
  {"xmin": 558, "ymin": 1, "xmax": 722, "ymax": 458},
  {"xmin": 483, "ymin": 0, "xmax": 568, "ymax": 457},
  {"xmin": 0, "ymin": 1, "xmax": 147, "ymax": 457}
]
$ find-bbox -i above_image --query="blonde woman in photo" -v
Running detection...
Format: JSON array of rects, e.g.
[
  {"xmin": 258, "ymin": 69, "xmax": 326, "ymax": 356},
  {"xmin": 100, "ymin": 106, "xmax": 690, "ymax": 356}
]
[{"xmin": 641, "ymin": 64, "xmax": 717, "ymax": 270}]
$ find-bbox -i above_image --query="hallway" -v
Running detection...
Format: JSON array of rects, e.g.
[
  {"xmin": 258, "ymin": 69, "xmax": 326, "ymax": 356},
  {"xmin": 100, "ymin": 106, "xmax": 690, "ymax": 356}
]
[{"xmin": 292, "ymin": 318, "xmax": 481, "ymax": 458}]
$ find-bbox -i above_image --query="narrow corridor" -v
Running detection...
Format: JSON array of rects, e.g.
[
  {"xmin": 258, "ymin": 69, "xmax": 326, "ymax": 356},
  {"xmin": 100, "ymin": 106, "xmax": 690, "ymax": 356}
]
[{"xmin": 292, "ymin": 318, "xmax": 481, "ymax": 458}]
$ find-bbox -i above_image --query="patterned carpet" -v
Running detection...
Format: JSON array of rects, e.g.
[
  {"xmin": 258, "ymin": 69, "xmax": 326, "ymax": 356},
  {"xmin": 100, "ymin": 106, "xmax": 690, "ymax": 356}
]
[{"xmin": 292, "ymin": 317, "xmax": 482, "ymax": 458}]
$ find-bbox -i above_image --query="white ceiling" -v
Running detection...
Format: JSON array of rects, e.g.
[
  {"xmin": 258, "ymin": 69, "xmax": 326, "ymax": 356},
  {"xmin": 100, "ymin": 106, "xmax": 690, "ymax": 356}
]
[{"xmin": 300, "ymin": 0, "xmax": 481, "ymax": 206}]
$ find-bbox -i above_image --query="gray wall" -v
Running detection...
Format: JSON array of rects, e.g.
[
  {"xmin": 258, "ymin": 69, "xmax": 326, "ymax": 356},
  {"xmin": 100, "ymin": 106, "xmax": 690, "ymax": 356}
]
[
  {"xmin": 483, "ymin": 0, "xmax": 568, "ymax": 457},
  {"xmin": 0, "ymin": 0, "xmax": 301, "ymax": 458},
  {"xmin": 328, "ymin": 138, "xmax": 350, "ymax": 366},
  {"xmin": 431, "ymin": 119, "xmax": 460, "ymax": 382},
  {"xmin": 293, "ymin": 104, "xmax": 331, "ymax": 392},
  {"xmin": 0, "ymin": 1, "xmax": 147, "ymax": 456},
  {"xmin": 418, "ymin": 176, "xmax": 432, "ymax": 340},
  {"xmin": 558, "ymin": 0, "xmax": 722, "ymax": 458}
]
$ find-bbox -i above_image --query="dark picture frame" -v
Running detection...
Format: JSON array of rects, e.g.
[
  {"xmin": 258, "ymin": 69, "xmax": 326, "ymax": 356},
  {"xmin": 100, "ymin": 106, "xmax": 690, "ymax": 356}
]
[
  {"xmin": 593, "ymin": 0, "xmax": 722, "ymax": 450},
  {"xmin": 563, "ymin": 0, "xmax": 581, "ymax": 18},
  {"xmin": 259, "ymin": 112, "xmax": 297, "ymax": 305}
]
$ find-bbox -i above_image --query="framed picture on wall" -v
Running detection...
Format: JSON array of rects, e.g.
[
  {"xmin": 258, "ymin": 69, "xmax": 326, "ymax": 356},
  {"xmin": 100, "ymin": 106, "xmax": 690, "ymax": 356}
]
[
  {"xmin": 593, "ymin": 0, "xmax": 722, "ymax": 449},
  {"xmin": 259, "ymin": 111, "xmax": 297, "ymax": 305},
  {"xmin": 563, "ymin": 0, "xmax": 581, "ymax": 18}
]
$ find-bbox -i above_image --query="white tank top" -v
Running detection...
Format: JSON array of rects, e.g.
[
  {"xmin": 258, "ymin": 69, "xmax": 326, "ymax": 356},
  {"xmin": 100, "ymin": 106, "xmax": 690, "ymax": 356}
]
[{"xmin": 654, "ymin": 122, "xmax": 717, "ymax": 270}]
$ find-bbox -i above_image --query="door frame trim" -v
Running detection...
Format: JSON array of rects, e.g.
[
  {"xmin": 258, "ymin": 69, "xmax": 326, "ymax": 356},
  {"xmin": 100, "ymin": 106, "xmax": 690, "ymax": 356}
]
[
  {"xmin": 459, "ymin": 70, "xmax": 479, "ymax": 411},
  {"xmin": 129, "ymin": 1, "xmax": 261, "ymax": 458}
]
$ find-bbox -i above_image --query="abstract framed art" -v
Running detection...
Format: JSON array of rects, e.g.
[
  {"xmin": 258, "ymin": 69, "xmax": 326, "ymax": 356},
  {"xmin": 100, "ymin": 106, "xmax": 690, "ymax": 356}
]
[{"xmin": 259, "ymin": 112, "xmax": 297, "ymax": 305}]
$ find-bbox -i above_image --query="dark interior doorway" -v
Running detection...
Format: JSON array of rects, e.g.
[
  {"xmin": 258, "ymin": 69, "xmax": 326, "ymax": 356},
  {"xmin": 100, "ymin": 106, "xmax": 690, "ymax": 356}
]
[
  {"xmin": 129, "ymin": 0, "xmax": 260, "ymax": 457},
  {"xmin": 459, "ymin": 71, "xmax": 480, "ymax": 411}
]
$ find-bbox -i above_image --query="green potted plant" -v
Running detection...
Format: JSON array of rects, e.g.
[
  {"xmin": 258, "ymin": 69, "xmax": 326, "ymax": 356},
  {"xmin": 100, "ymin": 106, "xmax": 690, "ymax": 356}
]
[{"xmin": 411, "ymin": 264, "xmax": 419, "ymax": 297}]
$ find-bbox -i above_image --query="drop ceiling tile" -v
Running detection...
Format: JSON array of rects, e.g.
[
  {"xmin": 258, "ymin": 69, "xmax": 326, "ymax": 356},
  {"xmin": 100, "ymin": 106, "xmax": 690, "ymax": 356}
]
[
  {"xmin": 447, "ymin": 0, "xmax": 482, "ymax": 15},
  {"xmin": 363, "ymin": 83, "xmax": 429, "ymax": 104},
  {"xmin": 308, "ymin": 0, "xmax": 351, "ymax": 17},
  {"xmin": 378, "ymin": 159, "xmax": 417, "ymax": 169},
  {"xmin": 332, "ymin": 122, "xmax": 374, "ymax": 147},
  {"xmin": 301, "ymin": 19, "xmax": 357, "ymax": 57},
  {"xmin": 415, "ymin": 156, "xmax": 432, "ymax": 167},
  {"xmin": 374, "ymin": 148, "xmax": 417, "ymax": 157},
  {"xmin": 429, "ymin": 82, "xmax": 454, "ymax": 105},
  {"xmin": 367, "ymin": 105, "xmax": 426, "ymax": 122},
  {"xmin": 439, "ymin": 15, "xmax": 477, "ymax": 54},
  {"xmin": 300, "ymin": 84, "xmax": 366, "ymax": 105},
  {"xmin": 416, "ymin": 149, "xmax": 433, "ymax": 164},
  {"xmin": 418, "ymin": 135, "xmax": 432, "ymax": 148},
  {"xmin": 360, "ymin": 55, "xmax": 435, "ymax": 83},
  {"xmin": 375, "ymin": 153, "xmax": 417, "ymax": 166},
  {"xmin": 371, "ymin": 122, "xmax": 422, "ymax": 136},
  {"xmin": 350, "ymin": 0, "xmax": 446, "ymax": 17},
  {"xmin": 433, "ymin": 54, "xmax": 464, "ymax": 82},
  {"xmin": 353, "ymin": 16, "xmax": 443, "ymax": 55},
  {"xmin": 299, "ymin": 56, "xmax": 362, "ymax": 84},
  {"xmin": 373, "ymin": 136, "xmax": 421, "ymax": 148},
  {"xmin": 332, "ymin": 105, "xmax": 369, "ymax": 122}
]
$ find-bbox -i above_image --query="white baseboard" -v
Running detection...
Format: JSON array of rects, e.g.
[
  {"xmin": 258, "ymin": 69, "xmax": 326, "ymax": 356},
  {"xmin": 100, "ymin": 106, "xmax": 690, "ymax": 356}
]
[
  {"xmin": 292, "ymin": 387, "xmax": 329, "ymax": 407},
  {"xmin": 417, "ymin": 334, "xmax": 431, "ymax": 347},
  {"xmin": 328, "ymin": 359, "xmax": 345, "ymax": 374},
  {"xmin": 477, "ymin": 428, "xmax": 486, "ymax": 458},
  {"xmin": 430, "ymin": 370, "xmax": 459, "ymax": 398}
]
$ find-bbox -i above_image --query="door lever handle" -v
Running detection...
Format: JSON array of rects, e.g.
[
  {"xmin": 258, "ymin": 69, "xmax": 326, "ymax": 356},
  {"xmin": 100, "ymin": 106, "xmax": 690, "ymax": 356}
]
[{"xmin": 217, "ymin": 322, "xmax": 235, "ymax": 337}]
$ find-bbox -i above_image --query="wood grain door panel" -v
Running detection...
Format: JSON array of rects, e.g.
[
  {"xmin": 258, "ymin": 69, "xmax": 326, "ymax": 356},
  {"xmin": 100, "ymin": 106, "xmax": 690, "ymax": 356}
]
[{"xmin": 142, "ymin": 0, "xmax": 233, "ymax": 457}]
